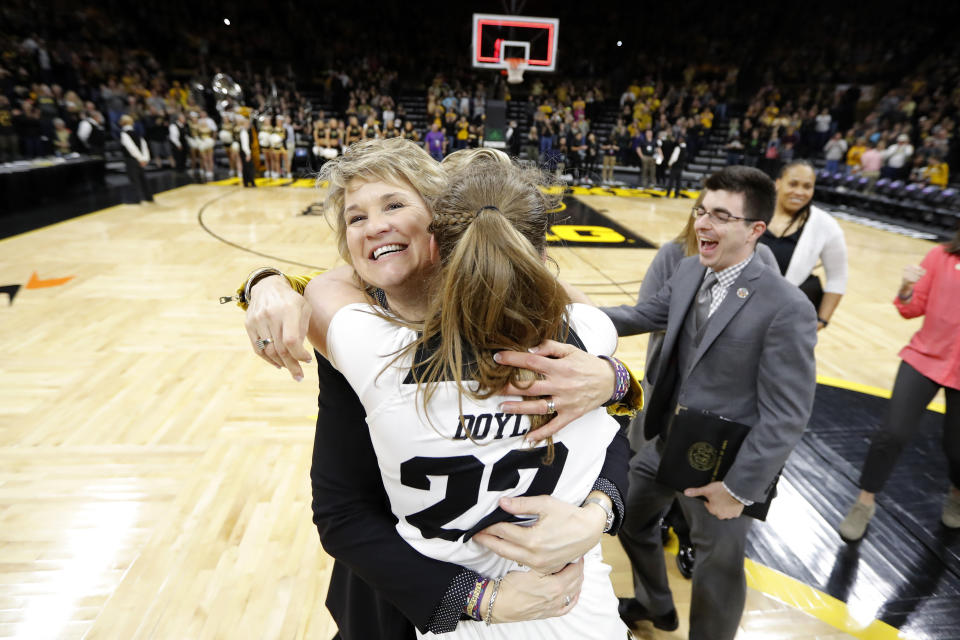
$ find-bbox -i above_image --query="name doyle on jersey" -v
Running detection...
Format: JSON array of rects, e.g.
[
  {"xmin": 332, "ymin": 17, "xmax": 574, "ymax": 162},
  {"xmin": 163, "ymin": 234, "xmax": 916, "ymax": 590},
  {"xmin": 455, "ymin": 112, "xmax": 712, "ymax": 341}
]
[{"xmin": 453, "ymin": 413, "xmax": 528, "ymax": 441}]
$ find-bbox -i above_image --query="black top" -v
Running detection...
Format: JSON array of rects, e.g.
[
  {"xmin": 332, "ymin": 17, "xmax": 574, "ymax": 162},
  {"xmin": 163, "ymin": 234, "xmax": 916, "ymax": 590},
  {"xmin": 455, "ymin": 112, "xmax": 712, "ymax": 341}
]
[{"xmin": 759, "ymin": 223, "xmax": 805, "ymax": 276}]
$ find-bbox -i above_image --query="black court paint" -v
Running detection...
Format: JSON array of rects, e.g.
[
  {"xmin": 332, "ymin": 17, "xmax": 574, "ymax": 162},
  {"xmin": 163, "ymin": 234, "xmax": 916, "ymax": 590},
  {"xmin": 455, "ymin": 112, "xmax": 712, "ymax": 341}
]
[
  {"xmin": 547, "ymin": 197, "xmax": 653, "ymax": 248},
  {"xmin": 300, "ymin": 196, "xmax": 654, "ymax": 249}
]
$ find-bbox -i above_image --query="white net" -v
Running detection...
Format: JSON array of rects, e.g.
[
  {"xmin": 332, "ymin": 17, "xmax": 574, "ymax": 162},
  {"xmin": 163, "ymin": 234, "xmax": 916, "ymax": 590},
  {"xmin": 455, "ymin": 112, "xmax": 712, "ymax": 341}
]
[{"xmin": 505, "ymin": 58, "xmax": 527, "ymax": 84}]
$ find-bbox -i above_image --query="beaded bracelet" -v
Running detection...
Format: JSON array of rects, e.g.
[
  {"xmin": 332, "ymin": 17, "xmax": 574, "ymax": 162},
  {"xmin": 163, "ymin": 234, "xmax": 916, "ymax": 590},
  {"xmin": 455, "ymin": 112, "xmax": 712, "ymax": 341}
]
[
  {"xmin": 598, "ymin": 355, "xmax": 630, "ymax": 407},
  {"xmin": 484, "ymin": 577, "xmax": 503, "ymax": 625},
  {"xmin": 465, "ymin": 577, "xmax": 490, "ymax": 621}
]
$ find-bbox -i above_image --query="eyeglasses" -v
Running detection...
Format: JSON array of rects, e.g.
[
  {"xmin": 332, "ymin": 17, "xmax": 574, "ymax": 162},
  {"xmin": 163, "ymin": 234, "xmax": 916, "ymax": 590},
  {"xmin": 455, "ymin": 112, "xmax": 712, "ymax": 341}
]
[{"xmin": 691, "ymin": 206, "xmax": 761, "ymax": 224}]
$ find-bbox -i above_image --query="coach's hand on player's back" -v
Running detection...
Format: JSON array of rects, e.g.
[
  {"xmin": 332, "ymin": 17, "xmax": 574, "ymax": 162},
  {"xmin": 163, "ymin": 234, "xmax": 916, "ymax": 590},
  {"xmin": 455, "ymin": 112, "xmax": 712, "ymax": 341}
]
[
  {"xmin": 486, "ymin": 558, "xmax": 584, "ymax": 623},
  {"xmin": 495, "ymin": 340, "xmax": 615, "ymax": 441},
  {"xmin": 473, "ymin": 494, "xmax": 607, "ymax": 575},
  {"xmin": 245, "ymin": 275, "xmax": 313, "ymax": 380}
]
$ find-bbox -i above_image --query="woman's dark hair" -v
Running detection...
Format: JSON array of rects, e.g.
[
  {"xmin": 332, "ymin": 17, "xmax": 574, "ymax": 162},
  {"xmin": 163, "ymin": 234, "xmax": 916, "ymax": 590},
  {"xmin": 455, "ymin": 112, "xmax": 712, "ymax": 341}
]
[
  {"xmin": 776, "ymin": 159, "xmax": 817, "ymax": 234},
  {"xmin": 946, "ymin": 225, "xmax": 960, "ymax": 255}
]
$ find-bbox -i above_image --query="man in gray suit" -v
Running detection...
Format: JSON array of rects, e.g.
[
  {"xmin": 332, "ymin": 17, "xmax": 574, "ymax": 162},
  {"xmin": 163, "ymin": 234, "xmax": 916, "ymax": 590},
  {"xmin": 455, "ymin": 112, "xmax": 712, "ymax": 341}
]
[{"xmin": 603, "ymin": 166, "xmax": 818, "ymax": 639}]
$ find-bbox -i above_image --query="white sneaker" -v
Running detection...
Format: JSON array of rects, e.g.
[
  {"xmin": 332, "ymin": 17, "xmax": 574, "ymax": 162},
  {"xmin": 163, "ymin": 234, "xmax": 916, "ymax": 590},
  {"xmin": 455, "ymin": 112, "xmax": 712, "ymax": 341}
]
[{"xmin": 838, "ymin": 501, "xmax": 875, "ymax": 542}]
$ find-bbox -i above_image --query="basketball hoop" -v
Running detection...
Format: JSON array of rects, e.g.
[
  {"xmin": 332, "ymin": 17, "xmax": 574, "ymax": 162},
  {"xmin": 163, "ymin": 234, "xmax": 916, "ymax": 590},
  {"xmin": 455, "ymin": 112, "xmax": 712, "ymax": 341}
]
[{"xmin": 505, "ymin": 58, "xmax": 527, "ymax": 84}]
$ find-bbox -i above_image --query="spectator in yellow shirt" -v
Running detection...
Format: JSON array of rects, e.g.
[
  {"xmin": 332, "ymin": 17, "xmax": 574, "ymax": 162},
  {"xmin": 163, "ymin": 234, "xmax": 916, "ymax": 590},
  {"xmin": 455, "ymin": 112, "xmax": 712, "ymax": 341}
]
[
  {"xmin": 921, "ymin": 158, "xmax": 949, "ymax": 188},
  {"xmin": 847, "ymin": 138, "xmax": 867, "ymax": 173},
  {"xmin": 699, "ymin": 107, "xmax": 714, "ymax": 130}
]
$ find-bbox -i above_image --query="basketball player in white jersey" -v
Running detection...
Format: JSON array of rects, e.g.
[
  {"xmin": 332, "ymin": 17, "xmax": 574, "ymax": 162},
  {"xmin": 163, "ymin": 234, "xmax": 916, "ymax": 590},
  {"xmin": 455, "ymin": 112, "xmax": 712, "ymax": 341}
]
[{"xmin": 297, "ymin": 149, "xmax": 629, "ymax": 638}]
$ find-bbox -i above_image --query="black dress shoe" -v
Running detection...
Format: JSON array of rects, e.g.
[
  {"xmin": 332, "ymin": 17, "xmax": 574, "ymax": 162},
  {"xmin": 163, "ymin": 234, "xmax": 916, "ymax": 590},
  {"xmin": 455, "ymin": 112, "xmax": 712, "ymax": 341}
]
[
  {"xmin": 617, "ymin": 597, "xmax": 680, "ymax": 631},
  {"xmin": 676, "ymin": 543, "xmax": 695, "ymax": 579}
]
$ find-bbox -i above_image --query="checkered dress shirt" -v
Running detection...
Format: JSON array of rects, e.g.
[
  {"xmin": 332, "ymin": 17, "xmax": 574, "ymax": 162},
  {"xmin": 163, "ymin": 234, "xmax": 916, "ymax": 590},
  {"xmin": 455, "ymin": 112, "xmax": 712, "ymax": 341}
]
[{"xmin": 702, "ymin": 252, "xmax": 756, "ymax": 317}]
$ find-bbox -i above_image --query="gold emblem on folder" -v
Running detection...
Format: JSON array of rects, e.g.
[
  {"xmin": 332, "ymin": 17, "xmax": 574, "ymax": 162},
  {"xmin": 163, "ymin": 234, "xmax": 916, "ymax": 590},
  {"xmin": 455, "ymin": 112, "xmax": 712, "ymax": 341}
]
[{"xmin": 688, "ymin": 442, "xmax": 718, "ymax": 472}]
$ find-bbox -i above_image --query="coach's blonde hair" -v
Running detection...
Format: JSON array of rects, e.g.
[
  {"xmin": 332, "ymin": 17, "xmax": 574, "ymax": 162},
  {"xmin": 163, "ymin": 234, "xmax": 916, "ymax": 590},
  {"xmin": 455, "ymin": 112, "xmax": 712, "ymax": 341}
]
[
  {"xmin": 405, "ymin": 157, "xmax": 568, "ymax": 457},
  {"xmin": 318, "ymin": 138, "xmax": 446, "ymax": 270}
]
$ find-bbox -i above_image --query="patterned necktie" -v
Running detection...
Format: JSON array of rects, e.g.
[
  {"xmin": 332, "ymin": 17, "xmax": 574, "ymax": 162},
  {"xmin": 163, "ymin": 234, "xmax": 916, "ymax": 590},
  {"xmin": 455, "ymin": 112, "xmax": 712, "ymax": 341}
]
[{"xmin": 695, "ymin": 272, "xmax": 718, "ymax": 331}]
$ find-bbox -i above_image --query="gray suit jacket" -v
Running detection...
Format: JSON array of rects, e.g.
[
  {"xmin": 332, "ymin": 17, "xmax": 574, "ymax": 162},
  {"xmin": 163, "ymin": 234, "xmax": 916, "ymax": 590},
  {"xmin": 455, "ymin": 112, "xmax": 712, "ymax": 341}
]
[
  {"xmin": 603, "ymin": 253, "xmax": 817, "ymax": 503},
  {"xmin": 627, "ymin": 243, "xmax": 779, "ymax": 451}
]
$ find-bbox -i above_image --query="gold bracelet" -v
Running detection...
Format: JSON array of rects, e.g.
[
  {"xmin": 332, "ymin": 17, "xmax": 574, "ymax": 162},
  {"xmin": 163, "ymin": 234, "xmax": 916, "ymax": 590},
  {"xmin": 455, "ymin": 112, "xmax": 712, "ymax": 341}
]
[{"xmin": 243, "ymin": 267, "xmax": 284, "ymax": 305}]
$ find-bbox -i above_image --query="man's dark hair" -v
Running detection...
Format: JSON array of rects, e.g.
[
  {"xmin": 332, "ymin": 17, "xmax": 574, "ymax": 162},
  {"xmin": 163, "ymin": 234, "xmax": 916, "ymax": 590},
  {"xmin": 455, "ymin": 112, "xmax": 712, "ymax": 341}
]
[{"xmin": 703, "ymin": 166, "xmax": 777, "ymax": 225}]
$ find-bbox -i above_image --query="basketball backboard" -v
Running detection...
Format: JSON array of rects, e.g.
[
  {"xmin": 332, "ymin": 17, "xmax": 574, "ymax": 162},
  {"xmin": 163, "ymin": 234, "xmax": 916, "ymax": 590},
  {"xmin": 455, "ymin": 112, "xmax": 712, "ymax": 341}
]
[{"xmin": 471, "ymin": 13, "xmax": 559, "ymax": 72}]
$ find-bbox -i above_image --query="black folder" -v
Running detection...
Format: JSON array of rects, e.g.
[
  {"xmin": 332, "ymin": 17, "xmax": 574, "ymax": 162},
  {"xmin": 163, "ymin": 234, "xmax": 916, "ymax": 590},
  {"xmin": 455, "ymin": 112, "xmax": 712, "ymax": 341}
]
[{"xmin": 655, "ymin": 406, "xmax": 779, "ymax": 521}]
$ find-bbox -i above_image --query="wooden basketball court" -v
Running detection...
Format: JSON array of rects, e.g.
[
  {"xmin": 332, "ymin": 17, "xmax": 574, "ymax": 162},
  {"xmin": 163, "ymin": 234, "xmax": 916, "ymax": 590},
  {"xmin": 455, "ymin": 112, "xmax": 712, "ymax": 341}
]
[{"xmin": 0, "ymin": 180, "xmax": 938, "ymax": 639}]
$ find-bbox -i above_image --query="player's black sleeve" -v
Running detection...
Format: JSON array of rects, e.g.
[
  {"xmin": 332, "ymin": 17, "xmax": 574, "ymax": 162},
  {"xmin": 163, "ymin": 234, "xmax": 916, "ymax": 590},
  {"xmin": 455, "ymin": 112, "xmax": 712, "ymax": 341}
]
[
  {"xmin": 310, "ymin": 353, "xmax": 463, "ymax": 637},
  {"xmin": 595, "ymin": 430, "xmax": 630, "ymax": 533}
]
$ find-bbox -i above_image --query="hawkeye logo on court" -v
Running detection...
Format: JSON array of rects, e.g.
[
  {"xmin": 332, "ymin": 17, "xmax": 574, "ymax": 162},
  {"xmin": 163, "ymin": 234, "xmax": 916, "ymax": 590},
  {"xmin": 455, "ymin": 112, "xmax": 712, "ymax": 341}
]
[
  {"xmin": 547, "ymin": 198, "xmax": 651, "ymax": 248},
  {"xmin": 300, "ymin": 196, "xmax": 652, "ymax": 249}
]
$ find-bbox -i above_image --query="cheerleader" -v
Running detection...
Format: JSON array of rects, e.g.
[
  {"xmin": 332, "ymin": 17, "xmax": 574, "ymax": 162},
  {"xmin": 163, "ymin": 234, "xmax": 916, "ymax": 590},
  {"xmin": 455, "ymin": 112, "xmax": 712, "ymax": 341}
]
[
  {"xmin": 219, "ymin": 112, "xmax": 238, "ymax": 177},
  {"xmin": 312, "ymin": 117, "xmax": 341, "ymax": 168},
  {"xmin": 258, "ymin": 115, "xmax": 274, "ymax": 178},
  {"xmin": 382, "ymin": 118, "xmax": 400, "ymax": 139},
  {"xmin": 256, "ymin": 115, "xmax": 271, "ymax": 178},
  {"xmin": 271, "ymin": 115, "xmax": 287, "ymax": 179},
  {"xmin": 198, "ymin": 115, "xmax": 216, "ymax": 181},
  {"xmin": 186, "ymin": 112, "xmax": 202, "ymax": 178},
  {"xmin": 362, "ymin": 114, "xmax": 381, "ymax": 141},
  {"xmin": 401, "ymin": 120, "xmax": 420, "ymax": 144},
  {"xmin": 270, "ymin": 114, "xmax": 295, "ymax": 178},
  {"xmin": 230, "ymin": 115, "xmax": 242, "ymax": 178},
  {"xmin": 344, "ymin": 115, "xmax": 362, "ymax": 147}
]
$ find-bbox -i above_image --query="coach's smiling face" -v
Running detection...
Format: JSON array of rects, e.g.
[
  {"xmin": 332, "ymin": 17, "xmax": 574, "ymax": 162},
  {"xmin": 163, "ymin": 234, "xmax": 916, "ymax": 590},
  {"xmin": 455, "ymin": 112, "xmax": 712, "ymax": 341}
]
[{"xmin": 343, "ymin": 176, "xmax": 437, "ymax": 314}]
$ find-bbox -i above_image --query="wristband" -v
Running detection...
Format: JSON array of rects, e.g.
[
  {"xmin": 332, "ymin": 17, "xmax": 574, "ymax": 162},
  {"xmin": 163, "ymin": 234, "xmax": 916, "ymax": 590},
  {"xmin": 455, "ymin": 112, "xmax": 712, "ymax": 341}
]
[
  {"xmin": 598, "ymin": 355, "xmax": 630, "ymax": 407},
  {"xmin": 817, "ymin": 316, "xmax": 829, "ymax": 328},
  {"xmin": 484, "ymin": 576, "xmax": 502, "ymax": 625},
  {"xmin": 465, "ymin": 577, "xmax": 489, "ymax": 621}
]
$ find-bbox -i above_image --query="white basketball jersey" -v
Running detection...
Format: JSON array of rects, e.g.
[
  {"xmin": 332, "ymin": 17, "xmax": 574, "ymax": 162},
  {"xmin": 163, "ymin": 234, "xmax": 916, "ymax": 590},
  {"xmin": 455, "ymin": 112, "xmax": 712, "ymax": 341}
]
[{"xmin": 328, "ymin": 303, "xmax": 628, "ymax": 638}]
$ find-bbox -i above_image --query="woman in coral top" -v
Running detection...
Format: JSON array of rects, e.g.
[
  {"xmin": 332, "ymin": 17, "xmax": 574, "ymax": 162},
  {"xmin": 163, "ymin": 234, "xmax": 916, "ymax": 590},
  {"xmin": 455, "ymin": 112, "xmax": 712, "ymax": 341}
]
[{"xmin": 839, "ymin": 229, "xmax": 960, "ymax": 541}]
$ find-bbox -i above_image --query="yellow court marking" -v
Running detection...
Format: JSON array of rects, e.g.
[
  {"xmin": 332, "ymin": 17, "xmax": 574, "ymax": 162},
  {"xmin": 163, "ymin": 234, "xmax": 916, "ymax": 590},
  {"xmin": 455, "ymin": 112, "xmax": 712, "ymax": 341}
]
[
  {"xmin": 209, "ymin": 177, "xmax": 241, "ymax": 186},
  {"xmin": 745, "ymin": 559, "xmax": 902, "ymax": 640},
  {"xmin": 818, "ymin": 374, "xmax": 946, "ymax": 414},
  {"xmin": 202, "ymin": 176, "xmax": 318, "ymax": 188}
]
